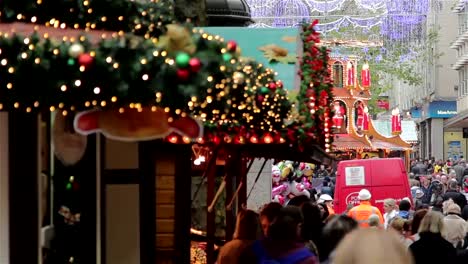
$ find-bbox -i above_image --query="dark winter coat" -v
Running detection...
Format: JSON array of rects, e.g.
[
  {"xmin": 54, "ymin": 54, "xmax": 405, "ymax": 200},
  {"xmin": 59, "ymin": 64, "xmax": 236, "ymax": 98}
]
[
  {"xmin": 410, "ymin": 232, "xmax": 457, "ymax": 264},
  {"xmin": 443, "ymin": 190, "xmax": 468, "ymax": 211}
]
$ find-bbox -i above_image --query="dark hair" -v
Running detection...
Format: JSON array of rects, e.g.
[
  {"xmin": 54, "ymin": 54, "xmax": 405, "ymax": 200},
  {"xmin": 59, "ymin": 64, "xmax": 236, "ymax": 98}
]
[
  {"xmin": 323, "ymin": 181, "xmax": 329, "ymax": 187},
  {"xmin": 268, "ymin": 206, "xmax": 303, "ymax": 241},
  {"xmin": 234, "ymin": 209, "xmax": 261, "ymax": 240},
  {"xmin": 403, "ymin": 219, "xmax": 412, "ymax": 233},
  {"xmin": 301, "ymin": 202, "xmax": 323, "ymax": 243},
  {"xmin": 288, "ymin": 195, "xmax": 311, "ymax": 207},
  {"xmin": 415, "ymin": 202, "xmax": 429, "ymax": 211},
  {"xmin": 399, "ymin": 200, "xmax": 411, "ymax": 211},
  {"xmin": 318, "ymin": 203, "xmax": 330, "ymax": 221},
  {"xmin": 260, "ymin": 202, "xmax": 282, "ymax": 223},
  {"xmin": 322, "ymin": 215, "xmax": 358, "ymax": 255},
  {"xmin": 411, "ymin": 209, "xmax": 428, "ymax": 235}
]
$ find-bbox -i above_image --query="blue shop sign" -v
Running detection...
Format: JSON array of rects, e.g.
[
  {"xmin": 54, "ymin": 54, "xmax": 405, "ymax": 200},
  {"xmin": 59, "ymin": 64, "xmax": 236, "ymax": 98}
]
[
  {"xmin": 427, "ymin": 101, "xmax": 457, "ymax": 118},
  {"xmin": 410, "ymin": 107, "xmax": 421, "ymax": 119}
]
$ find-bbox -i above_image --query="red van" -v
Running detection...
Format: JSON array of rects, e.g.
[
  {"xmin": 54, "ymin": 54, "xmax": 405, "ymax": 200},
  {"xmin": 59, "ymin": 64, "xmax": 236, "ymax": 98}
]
[{"xmin": 333, "ymin": 158, "xmax": 412, "ymax": 214}]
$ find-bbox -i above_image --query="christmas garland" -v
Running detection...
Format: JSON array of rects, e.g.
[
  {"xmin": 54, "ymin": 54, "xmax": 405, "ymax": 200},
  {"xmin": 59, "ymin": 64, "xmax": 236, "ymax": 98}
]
[
  {"xmin": 0, "ymin": 0, "xmax": 295, "ymax": 145},
  {"xmin": 0, "ymin": 1, "xmax": 333, "ymax": 149},
  {"xmin": 0, "ymin": 25, "xmax": 292, "ymax": 141},
  {"xmin": 296, "ymin": 21, "xmax": 334, "ymax": 152},
  {"xmin": 0, "ymin": 0, "xmax": 173, "ymax": 38}
]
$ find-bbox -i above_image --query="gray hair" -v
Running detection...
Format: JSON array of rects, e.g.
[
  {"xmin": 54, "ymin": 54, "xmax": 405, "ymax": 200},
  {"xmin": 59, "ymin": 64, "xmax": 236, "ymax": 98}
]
[
  {"xmin": 448, "ymin": 180, "xmax": 458, "ymax": 190},
  {"xmin": 368, "ymin": 214, "xmax": 381, "ymax": 227}
]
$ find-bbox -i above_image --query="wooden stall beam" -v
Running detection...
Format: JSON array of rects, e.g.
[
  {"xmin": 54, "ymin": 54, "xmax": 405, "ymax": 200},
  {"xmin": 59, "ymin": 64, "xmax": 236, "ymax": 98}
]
[
  {"xmin": 205, "ymin": 147, "xmax": 218, "ymax": 264},
  {"xmin": 224, "ymin": 148, "xmax": 241, "ymax": 241}
]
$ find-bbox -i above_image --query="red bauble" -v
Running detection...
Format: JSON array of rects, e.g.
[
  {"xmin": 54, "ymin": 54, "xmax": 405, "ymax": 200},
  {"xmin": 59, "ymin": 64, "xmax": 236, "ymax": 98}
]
[
  {"xmin": 78, "ymin": 53, "xmax": 94, "ymax": 67},
  {"xmin": 226, "ymin": 40, "xmax": 237, "ymax": 52},
  {"xmin": 268, "ymin": 82, "xmax": 277, "ymax": 91},
  {"xmin": 276, "ymin": 80, "xmax": 283, "ymax": 88},
  {"xmin": 212, "ymin": 135, "xmax": 221, "ymax": 145},
  {"xmin": 256, "ymin": 95, "xmax": 265, "ymax": 104},
  {"xmin": 176, "ymin": 69, "xmax": 190, "ymax": 81},
  {"xmin": 189, "ymin": 58, "xmax": 202, "ymax": 72}
]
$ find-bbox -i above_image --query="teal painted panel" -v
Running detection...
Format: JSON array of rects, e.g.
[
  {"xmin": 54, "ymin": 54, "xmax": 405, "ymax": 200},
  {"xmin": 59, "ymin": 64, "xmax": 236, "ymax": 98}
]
[{"xmin": 198, "ymin": 27, "xmax": 301, "ymax": 91}]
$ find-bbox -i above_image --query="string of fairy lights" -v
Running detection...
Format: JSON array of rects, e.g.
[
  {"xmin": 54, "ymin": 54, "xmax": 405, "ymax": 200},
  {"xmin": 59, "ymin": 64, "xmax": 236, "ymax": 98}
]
[{"xmin": 0, "ymin": 0, "xmax": 306, "ymax": 147}]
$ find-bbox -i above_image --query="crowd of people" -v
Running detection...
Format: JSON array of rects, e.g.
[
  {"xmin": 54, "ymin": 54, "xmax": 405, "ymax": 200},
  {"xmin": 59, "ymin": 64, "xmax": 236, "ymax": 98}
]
[{"xmin": 215, "ymin": 158, "xmax": 468, "ymax": 264}]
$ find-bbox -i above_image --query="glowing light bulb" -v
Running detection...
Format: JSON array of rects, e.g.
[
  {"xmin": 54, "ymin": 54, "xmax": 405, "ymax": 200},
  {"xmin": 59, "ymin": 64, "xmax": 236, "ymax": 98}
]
[{"xmin": 168, "ymin": 135, "xmax": 178, "ymax": 144}]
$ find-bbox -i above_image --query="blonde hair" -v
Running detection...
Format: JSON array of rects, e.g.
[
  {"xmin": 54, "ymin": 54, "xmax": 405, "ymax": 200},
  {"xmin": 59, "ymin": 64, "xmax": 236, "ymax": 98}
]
[
  {"xmin": 390, "ymin": 217, "xmax": 405, "ymax": 232},
  {"xmin": 442, "ymin": 199, "xmax": 455, "ymax": 215},
  {"xmin": 383, "ymin": 198, "xmax": 396, "ymax": 208},
  {"xmin": 333, "ymin": 229, "xmax": 414, "ymax": 264},
  {"xmin": 418, "ymin": 211, "xmax": 444, "ymax": 234}
]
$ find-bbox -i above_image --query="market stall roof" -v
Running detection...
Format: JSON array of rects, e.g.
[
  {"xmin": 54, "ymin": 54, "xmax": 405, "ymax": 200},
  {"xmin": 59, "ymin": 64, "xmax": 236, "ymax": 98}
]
[
  {"xmin": 332, "ymin": 87, "xmax": 371, "ymax": 100},
  {"xmin": 369, "ymin": 138, "xmax": 411, "ymax": 151},
  {"xmin": 355, "ymin": 119, "xmax": 413, "ymax": 152},
  {"xmin": 373, "ymin": 119, "xmax": 418, "ymax": 143},
  {"xmin": 332, "ymin": 133, "xmax": 371, "ymax": 151}
]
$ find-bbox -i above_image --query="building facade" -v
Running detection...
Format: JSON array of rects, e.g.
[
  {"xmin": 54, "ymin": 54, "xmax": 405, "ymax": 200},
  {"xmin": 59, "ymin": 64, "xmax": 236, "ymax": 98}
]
[
  {"xmin": 392, "ymin": 0, "xmax": 459, "ymax": 160},
  {"xmin": 444, "ymin": 0, "xmax": 468, "ymax": 160}
]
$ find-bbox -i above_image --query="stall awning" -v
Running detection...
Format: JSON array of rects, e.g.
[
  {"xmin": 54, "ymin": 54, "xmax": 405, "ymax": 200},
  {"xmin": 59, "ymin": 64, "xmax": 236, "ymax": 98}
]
[
  {"xmin": 370, "ymin": 139, "xmax": 411, "ymax": 151},
  {"xmin": 372, "ymin": 120, "xmax": 418, "ymax": 143},
  {"xmin": 333, "ymin": 134, "xmax": 371, "ymax": 150}
]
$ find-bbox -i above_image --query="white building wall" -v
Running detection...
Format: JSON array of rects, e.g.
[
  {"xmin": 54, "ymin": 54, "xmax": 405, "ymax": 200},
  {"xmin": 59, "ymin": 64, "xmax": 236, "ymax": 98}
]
[{"xmin": 434, "ymin": 0, "xmax": 459, "ymax": 99}]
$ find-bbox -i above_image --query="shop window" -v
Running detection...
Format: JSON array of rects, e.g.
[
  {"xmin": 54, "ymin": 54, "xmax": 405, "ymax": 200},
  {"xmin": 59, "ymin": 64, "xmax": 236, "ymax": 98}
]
[{"xmin": 333, "ymin": 62, "xmax": 343, "ymax": 88}]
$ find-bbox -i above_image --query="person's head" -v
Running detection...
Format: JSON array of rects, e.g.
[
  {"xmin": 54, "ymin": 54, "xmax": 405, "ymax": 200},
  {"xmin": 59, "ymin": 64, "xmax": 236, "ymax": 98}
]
[
  {"xmin": 448, "ymin": 171, "xmax": 457, "ymax": 180},
  {"xmin": 442, "ymin": 199, "xmax": 455, "ymax": 215},
  {"xmin": 318, "ymin": 194, "xmax": 333, "ymax": 206},
  {"xmin": 410, "ymin": 180, "xmax": 420, "ymax": 187},
  {"xmin": 288, "ymin": 195, "xmax": 310, "ymax": 207},
  {"xmin": 322, "ymin": 215, "xmax": 358, "ymax": 254},
  {"xmin": 399, "ymin": 200, "xmax": 411, "ymax": 212},
  {"xmin": 414, "ymin": 188, "xmax": 424, "ymax": 200},
  {"xmin": 411, "ymin": 209, "xmax": 428, "ymax": 235},
  {"xmin": 448, "ymin": 180, "xmax": 458, "ymax": 191},
  {"xmin": 233, "ymin": 209, "xmax": 261, "ymax": 240},
  {"xmin": 403, "ymin": 219, "xmax": 412, "ymax": 235},
  {"xmin": 418, "ymin": 211, "xmax": 444, "ymax": 234},
  {"xmin": 419, "ymin": 176, "xmax": 427, "ymax": 185},
  {"xmin": 333, "ymin": 229, "xmax": 414, "ymax": 264},
  {"xmin": 259, "ymin": 202, "xmax": 282, "ymax": 237},
  {"xmin": 301, "ymin": 202, "xmax": 324, "ymax": 241},
  {"xmin": 368, "ymin": 214, "xmax": 381, "ymax": 228},
  {"xmin": 358, "ymin": 189, "xmax": 371, "ymax": 201},
  {"xmin": 268, "ymin": 206, "xmax": 303, "ymax": 241},
  {"xmin": 323, "ymin": 181, "xmax": 329, "ymax": 187},
  {"xmin": 389, "ymin": 217, "xmax": 405, "ymax": 234},
  {"xmin": 317, "ymin": 202, "xmax": 330, "ymax": 221},
  {"xmin": 441, "ymin": 175, "xmax": 448, "ymax": 184},
  {"xmin": 446, "ymin": 203, "xmax": 461, "ymax": 216},
  {"xmin": 383, "ymin": 198, "xmax": 396, "ymax": 213}
]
